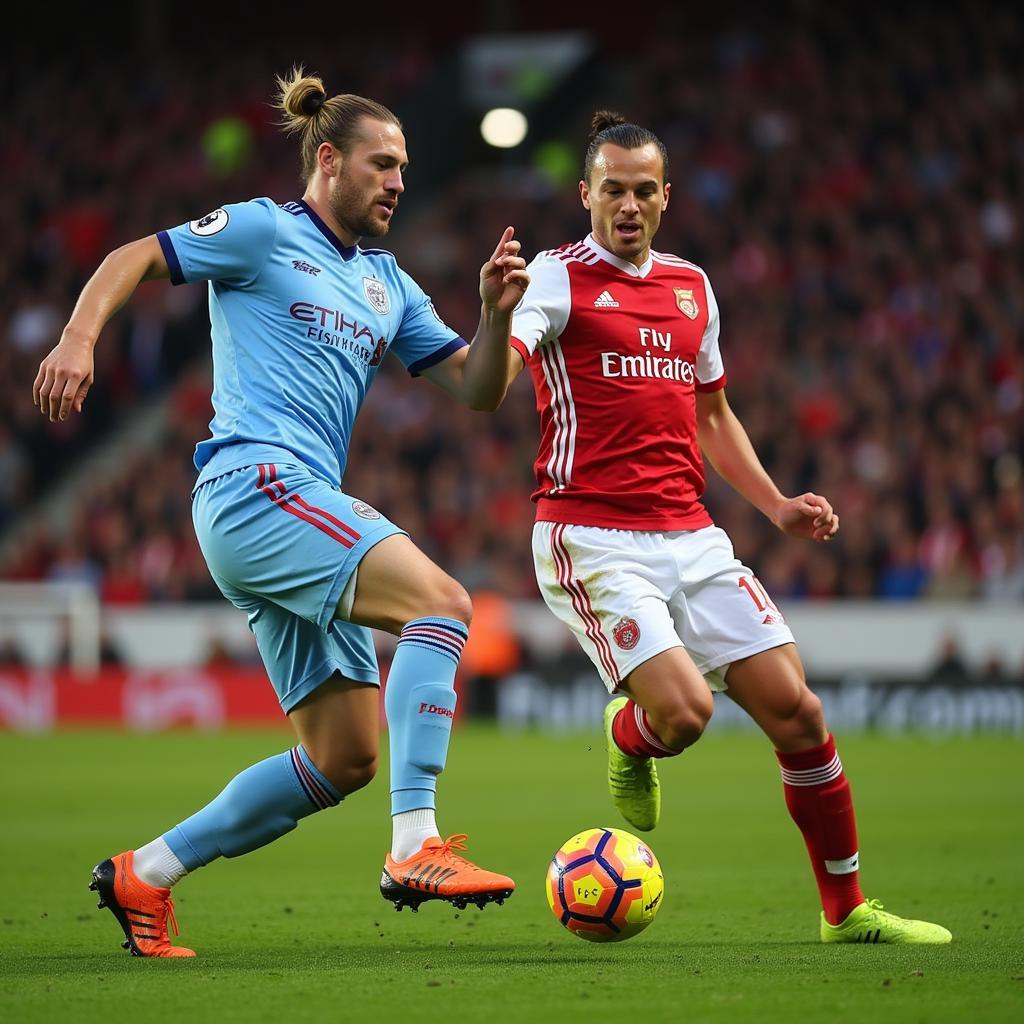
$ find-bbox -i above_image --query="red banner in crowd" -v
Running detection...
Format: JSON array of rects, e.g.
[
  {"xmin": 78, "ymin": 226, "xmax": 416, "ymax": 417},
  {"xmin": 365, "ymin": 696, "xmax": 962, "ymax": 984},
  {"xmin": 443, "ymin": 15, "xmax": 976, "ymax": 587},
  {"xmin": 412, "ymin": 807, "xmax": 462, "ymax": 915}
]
[{"xmin": 0, "ymin": 667, "xmax": 291, "ymax": 731}]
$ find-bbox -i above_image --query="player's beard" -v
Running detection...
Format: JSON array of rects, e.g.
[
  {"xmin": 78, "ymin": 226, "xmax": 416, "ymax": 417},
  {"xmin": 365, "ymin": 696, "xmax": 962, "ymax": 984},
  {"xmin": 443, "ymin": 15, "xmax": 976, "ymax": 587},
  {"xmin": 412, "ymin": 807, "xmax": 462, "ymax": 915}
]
[{"xmin": 329, "ymin": 175, "xmax": 392, "ymax": 240}]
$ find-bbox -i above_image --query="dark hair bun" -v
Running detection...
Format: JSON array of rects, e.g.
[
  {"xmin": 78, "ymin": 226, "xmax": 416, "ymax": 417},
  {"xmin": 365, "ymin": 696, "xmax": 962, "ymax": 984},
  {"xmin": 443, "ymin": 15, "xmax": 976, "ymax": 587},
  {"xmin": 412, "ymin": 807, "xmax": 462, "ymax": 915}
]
[
  {"xmin": 300, "ymin": 90, "xmax": 327, "ymax": 116},
  {"xmin": 589, "ymin": 110, "xmax": 626, "ymax": 143}
]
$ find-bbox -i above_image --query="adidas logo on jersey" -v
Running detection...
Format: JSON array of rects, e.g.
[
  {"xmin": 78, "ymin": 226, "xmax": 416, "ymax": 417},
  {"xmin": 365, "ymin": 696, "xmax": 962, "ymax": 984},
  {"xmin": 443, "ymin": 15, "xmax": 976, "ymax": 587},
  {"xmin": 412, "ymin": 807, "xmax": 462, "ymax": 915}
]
[{"xmin": 594, "ymin": 290, "xmax": 620, "ymax": 308}]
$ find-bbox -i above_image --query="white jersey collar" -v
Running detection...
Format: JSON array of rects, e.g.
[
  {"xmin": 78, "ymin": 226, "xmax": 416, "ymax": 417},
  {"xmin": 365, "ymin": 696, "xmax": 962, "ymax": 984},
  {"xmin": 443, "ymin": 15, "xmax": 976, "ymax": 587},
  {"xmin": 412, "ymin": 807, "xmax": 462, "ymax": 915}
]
[{"xmin": 583, "ymin": 234, "xmax": 654, "ymax": 278}]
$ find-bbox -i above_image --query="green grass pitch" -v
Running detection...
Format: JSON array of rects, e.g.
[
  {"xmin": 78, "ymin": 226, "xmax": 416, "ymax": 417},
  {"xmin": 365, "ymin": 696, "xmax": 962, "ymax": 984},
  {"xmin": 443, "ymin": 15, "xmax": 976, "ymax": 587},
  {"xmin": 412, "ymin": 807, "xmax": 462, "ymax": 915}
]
[{"xmin": 1, "ymin": 727, "xmax": 1022, "ymax": 1023}]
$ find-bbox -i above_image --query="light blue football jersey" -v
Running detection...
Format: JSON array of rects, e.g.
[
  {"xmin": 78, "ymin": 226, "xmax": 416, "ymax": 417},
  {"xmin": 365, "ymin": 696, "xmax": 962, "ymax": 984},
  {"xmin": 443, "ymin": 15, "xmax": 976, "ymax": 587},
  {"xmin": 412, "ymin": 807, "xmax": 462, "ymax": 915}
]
[{"xmin": 157, "ymin": 198, "xmax": 466, "ymax": 487}]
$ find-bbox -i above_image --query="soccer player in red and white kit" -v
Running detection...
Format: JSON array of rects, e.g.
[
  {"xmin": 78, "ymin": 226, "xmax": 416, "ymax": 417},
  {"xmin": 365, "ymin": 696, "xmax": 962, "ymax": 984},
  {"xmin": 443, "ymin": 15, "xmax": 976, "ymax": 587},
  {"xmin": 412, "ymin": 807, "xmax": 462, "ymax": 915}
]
[{"xmin": 497, "ymin": 112, "xmax": 950, "ymax": 944}]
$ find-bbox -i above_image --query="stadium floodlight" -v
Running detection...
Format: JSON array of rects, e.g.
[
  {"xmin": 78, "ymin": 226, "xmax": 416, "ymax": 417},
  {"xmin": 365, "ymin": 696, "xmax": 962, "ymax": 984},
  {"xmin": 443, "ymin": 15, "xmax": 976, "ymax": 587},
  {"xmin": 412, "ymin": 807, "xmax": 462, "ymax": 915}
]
[{"xmin": 481, "ymin": 108, "xmax": 528, "ymax": 149}]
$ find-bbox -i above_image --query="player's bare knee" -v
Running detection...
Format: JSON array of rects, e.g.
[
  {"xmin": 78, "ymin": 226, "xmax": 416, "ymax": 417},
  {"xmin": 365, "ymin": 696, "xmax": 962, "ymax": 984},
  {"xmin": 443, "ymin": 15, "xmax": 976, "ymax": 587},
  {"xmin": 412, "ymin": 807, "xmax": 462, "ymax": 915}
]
[
  {"xmin": 793, "ymin": 689, "xmax": 826, "ymax": 742},
  {"xmin": 658, "ymin": 699, "xmax": 713, "ymax": 750},
  {"xmin": 768, "ymin": 687, "xmax": 826, "ymax": 748},
  {"xmin": 411, "ymin": 575, "xmax": 472, "ymax": 627},
  {"xmin": 302, "ymin": 743, "xmax": 377, "ymax": 797},
  {"xmin": 438, "ymin": 576, "xmax": 473, "ymax": 626},
  {"xmin": 326, "ymin": 752, "xmax": 378, "ymax": 797},
  {"xmin": 342, "ymin": 754, "xmax": 378, "ymax": 795}
]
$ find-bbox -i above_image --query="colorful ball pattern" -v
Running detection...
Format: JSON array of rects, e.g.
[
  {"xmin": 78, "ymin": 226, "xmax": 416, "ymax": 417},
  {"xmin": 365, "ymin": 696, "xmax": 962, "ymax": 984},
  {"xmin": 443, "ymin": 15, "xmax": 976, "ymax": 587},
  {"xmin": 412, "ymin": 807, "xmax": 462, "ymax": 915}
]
[{"xmin": 546, "ymin": 827, "xmax": 665, "ymax": 942}]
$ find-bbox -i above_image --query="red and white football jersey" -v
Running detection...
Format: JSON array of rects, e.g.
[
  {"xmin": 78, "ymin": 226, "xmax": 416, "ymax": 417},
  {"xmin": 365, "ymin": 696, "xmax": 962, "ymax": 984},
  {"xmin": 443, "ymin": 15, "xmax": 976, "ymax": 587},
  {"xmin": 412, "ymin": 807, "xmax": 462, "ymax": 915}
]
[{"xmin": 510, "ymin": 233, "xmax": 727, "ymax": 531}]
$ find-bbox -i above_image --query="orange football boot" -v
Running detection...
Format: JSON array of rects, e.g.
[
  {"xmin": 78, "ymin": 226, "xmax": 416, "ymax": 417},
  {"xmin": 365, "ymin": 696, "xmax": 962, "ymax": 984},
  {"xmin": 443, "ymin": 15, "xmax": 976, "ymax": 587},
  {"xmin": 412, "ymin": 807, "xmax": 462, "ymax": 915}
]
[
  {"xmin": 89, "ymin": 850, "xmax": 195, "ymax": 957},
  {"xmin": 380, "ymin": 833, "xmax": 516, "ymax": 911}
]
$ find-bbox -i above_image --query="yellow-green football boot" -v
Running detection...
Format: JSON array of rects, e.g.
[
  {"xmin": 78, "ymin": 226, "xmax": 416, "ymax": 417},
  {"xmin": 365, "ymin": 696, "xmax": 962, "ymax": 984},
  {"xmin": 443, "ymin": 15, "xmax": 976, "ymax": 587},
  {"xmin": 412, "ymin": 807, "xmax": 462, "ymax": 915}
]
[
  {"xmin": 820, "ymin": 899, "xmax": 952, "ymax": 944},
  {"xmin": 603, "ymin": 696, "xmax": 660, "ymax": 832}
]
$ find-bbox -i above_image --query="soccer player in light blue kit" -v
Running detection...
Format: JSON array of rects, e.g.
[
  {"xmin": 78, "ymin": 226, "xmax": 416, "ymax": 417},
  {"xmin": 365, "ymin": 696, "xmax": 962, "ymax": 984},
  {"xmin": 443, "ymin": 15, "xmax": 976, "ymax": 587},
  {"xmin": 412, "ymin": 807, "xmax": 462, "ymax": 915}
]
[{"xmin": 33, "ymin": 68, "xmax": 527, "ymax": 957}]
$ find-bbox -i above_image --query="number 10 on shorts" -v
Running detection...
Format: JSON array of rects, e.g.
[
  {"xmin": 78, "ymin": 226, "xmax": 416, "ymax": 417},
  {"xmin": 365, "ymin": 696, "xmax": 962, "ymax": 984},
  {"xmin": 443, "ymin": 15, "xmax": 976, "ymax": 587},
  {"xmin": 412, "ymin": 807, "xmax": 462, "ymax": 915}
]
[{"xmin": 738, "ymin": 576, "xmax": 779, "ymax": 614}]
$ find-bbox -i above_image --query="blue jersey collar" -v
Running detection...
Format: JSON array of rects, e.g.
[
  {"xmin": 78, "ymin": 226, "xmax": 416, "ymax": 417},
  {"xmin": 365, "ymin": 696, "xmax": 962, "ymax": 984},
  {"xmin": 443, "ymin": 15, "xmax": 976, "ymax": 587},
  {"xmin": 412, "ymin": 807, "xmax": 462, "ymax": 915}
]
[{"xmin": 297, "ymin": 200, "xmax": 358, "ymax": 262}]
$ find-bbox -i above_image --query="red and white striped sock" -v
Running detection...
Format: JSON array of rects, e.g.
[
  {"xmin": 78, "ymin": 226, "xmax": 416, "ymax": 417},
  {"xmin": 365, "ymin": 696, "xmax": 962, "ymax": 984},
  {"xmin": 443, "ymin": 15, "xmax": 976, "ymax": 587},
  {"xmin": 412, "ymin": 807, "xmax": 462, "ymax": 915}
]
[
  {"xmin": 611, "ymin": 700, "xmax": 679, "ymax": 759},
  {"xmin": 776, "ymin": 734, "xmax": 864, "ymax": 925}
]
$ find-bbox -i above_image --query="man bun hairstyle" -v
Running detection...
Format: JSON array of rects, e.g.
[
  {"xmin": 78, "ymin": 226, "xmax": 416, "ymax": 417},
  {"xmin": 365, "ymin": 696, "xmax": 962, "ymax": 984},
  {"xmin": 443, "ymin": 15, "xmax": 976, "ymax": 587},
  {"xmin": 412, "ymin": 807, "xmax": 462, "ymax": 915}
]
[
  {"xmin": 299, "ymin": 90, "xmax": 326, "ymax": 116},
  {"xmin": 588, "ymin": 110, "xmax": 627, "ymax": 140},
  {"xmin": 584, "ymin": 109, "xmax": 669, "ymax": 184},
  {"xmin": 274, "ymin": 66, "xmax": 402, "ymax": 183}
]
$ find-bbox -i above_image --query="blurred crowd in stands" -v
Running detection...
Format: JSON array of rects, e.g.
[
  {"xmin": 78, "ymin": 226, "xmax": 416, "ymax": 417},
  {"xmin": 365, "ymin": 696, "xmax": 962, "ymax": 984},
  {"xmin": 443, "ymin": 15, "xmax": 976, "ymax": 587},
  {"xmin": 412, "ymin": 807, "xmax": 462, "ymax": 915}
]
[{"xmin": 2, "ymin": 4, "xmax": 1022, "ymax": 611}]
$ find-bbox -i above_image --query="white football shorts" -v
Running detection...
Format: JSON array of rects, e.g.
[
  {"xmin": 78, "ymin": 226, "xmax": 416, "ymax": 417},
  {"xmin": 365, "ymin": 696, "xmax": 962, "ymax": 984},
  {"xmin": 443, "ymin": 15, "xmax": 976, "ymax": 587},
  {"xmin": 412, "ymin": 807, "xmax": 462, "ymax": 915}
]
[{"xmin": 532, "ymin": 522, "xmax": 795, "ymax": 693}]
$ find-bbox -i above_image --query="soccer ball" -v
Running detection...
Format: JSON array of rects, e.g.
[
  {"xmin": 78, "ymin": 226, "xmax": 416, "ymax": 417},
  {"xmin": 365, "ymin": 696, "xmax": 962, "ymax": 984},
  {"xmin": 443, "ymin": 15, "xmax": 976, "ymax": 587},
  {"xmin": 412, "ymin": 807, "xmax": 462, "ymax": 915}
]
[{"xmin": 546, "ymin": 827, "xmax": 664, "ymax": 942}]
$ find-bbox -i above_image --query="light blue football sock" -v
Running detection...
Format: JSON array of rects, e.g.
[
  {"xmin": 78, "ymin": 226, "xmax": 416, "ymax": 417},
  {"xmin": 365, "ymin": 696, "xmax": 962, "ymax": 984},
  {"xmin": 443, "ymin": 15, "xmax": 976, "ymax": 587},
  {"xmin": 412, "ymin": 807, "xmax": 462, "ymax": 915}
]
[
  {"xmin": 384, "ymin": 616, "xmax": 469, "ymax": 815},
  {"xmin": 163, "ymin": 745, "xmax": 341, "ymax": 872}
]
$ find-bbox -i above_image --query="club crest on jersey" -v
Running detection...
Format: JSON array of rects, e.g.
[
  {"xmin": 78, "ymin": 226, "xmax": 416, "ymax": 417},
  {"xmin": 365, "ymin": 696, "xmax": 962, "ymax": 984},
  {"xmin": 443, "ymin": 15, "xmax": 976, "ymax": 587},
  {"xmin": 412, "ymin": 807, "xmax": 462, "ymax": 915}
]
[
  {"xmin": 674, "ymin": 288, "xmax": 699, "ymax": 320},
  {"xmin": 612, "ymin": 617, "xmax": 641, "ymax": 651},
  {"xmin": 351, "ymin": 501, "xmax": 381, "ymax": 520},
  {"xmin": 189, "ymin": 208, "xmax": 229, "ymax": 236},
  {"xmin": 363, "ymin": 277, "xmax": 390, "ymax": 315}
]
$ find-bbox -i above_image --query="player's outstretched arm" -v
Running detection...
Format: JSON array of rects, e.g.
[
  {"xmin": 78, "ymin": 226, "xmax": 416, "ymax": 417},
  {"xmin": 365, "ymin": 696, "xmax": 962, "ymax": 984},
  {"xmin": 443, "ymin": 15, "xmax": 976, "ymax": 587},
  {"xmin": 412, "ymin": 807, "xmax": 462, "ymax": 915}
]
[
  {"xmin": 421, "ymin": 227, "xmax": 529, "ymax": 411},
  {"xmin": 696, "ymin": 389, "xmax": 839, "ymax": 542},
  {"xmin": 33, "ymin": 235, "xmax": 169, "ymax": 422}
]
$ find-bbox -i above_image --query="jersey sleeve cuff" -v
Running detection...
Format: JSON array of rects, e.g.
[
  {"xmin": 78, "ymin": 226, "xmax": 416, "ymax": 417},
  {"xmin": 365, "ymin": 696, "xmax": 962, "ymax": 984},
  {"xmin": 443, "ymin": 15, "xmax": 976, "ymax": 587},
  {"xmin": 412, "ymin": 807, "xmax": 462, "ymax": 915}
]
[
  {"xmin": 510, "ymin": 336, "xmax": 531, "ymax": 362},
  {"xmin": 157, "ymin": 230, "xmax": 186, "ymax": 286},
  {"xmin": 696, "ymin": 373, "xmax": 727, "ymax": 393},
  {"xmin": 407, "ymin": 337, "xmax": 469, "ymax": 377}
]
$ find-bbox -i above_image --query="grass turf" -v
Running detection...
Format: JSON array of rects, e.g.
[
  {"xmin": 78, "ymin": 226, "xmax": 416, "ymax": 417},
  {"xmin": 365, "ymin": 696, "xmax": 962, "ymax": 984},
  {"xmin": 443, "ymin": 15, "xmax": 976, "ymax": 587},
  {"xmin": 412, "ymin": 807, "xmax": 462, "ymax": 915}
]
[{"xmin": 1, "ymin": 728, "xmax": 1022, "ymax": 1023}]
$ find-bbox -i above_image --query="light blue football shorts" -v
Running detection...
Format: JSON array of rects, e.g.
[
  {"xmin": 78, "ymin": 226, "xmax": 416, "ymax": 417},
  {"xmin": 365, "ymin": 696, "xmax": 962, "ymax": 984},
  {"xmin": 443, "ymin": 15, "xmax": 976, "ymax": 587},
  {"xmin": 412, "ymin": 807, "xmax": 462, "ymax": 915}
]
[{"xmin": 192, "ymin": 457, "xmax": 404, "ymax": 711}]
